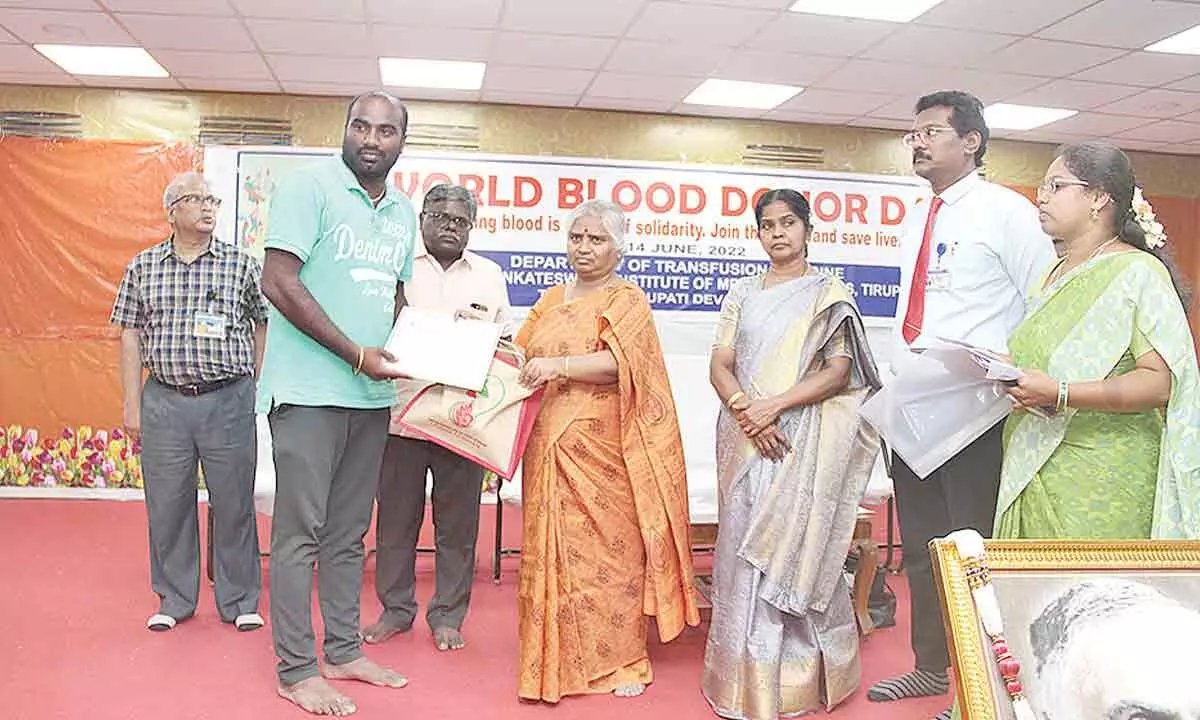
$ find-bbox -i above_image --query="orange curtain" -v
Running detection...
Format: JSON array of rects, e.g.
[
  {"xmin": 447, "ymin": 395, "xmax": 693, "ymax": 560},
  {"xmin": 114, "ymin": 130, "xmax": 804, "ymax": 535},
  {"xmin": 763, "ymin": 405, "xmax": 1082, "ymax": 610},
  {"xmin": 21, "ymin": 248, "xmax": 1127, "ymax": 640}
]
[{"xmin": 0, "ymin": 137, "xmax": 200, "ymax": 433}]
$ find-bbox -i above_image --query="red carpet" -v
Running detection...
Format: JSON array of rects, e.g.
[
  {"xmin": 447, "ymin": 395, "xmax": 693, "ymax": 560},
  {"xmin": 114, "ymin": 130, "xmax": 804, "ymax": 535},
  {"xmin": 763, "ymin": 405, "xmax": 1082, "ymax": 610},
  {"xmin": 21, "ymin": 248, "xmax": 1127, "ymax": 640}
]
[{"xmin": 0, "ymin": 499, "xmax": 946, "ymax": 720}]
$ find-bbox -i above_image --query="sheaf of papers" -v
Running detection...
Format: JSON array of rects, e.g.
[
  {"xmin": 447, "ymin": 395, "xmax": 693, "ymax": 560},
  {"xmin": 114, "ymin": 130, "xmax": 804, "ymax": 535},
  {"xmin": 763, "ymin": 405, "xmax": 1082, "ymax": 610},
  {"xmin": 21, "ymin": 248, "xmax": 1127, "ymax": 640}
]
[
  {"xmin": 932, "ymin": 336, "xmax": 1023, "ymax": 382},
  {"xmin": 858, "ymin": 342, "xmax": 1015, "ymax": 479},
  {"xmin": 382, "ymin": 306, "xmax": 502, "ymax": 392}
]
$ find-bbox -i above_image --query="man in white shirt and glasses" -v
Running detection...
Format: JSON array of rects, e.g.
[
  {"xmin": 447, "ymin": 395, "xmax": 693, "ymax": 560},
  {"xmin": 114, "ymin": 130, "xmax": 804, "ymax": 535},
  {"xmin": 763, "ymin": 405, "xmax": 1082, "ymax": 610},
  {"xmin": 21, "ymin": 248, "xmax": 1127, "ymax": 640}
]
[
  {"xmin": 867, "ymin": 91, "xmax": 1055, "ymax": 720},
  {"xmin": 362, "ymin": 184, "xmax": 514, "ymax": 653}
]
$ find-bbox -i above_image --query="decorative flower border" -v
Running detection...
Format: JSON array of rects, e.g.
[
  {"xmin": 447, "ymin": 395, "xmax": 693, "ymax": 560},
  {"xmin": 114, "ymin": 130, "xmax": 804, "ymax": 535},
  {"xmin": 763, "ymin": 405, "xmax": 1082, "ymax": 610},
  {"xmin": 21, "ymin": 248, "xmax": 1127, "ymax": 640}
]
[{"xmin": 0, "ymin": 425, "xmax": 143, "ymax": 488}]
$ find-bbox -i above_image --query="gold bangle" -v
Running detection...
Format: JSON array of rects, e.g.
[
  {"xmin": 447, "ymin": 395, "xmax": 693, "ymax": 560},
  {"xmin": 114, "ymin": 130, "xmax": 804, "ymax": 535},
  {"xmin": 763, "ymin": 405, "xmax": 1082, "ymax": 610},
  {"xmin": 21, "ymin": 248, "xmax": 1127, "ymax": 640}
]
[
  {"xmin": 727, "ymin": 391, "xmax": 746, "ymax": 409},
  {"xmin": 352, "ymin": 346, "xmax": 365, "ymax": 375}
]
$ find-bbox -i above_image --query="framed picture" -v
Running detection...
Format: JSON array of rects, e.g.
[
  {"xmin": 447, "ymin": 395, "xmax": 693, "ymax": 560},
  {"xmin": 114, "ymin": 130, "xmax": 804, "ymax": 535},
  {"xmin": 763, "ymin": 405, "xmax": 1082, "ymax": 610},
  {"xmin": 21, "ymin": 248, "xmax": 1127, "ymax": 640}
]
[{"xmin": 931, "ymin": 534, "xmax": 1200, "ymax": 720}]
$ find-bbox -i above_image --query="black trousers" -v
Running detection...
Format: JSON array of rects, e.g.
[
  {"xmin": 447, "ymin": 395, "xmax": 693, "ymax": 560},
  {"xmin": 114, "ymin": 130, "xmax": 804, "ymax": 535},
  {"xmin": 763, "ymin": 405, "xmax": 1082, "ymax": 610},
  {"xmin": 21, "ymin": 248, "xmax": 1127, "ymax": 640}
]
[{"xmin": 892, "ymin": 421, "xmax": 1004, "ymax": 672}]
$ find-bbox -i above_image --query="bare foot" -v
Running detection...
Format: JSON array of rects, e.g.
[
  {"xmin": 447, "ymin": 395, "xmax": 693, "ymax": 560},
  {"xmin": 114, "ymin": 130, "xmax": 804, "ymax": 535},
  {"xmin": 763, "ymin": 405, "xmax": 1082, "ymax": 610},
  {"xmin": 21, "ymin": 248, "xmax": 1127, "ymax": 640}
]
[
  {"xmin": 277, "ymin": 677, "xmax": 357, "ymax": 716},
  {"xmin": 323, "ymin": 657, "xmax": 408, "ymax": 689},
  {"xmin": 361, "ymin": 616, "xmax": 412, "ymax": 645},
  {"xmin": 432, "ymin": 626, "xmax": 465, "ymax": 651},
  {"xmin": 614, "ymin": 683, "xmax": 646, "ymax": 698}
]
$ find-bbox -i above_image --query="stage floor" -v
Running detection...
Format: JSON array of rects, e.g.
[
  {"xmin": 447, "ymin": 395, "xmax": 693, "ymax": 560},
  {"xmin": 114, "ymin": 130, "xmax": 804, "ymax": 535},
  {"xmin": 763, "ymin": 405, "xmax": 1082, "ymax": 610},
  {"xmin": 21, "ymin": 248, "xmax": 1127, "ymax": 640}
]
[{"xmin": 0, "ymin": 498, "xmax": 947, "ymax": 720}]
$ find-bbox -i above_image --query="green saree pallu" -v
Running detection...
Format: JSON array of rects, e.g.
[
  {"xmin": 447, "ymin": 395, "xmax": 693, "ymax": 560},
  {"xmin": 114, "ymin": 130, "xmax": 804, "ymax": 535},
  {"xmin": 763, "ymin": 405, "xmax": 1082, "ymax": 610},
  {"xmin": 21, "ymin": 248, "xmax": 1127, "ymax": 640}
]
[{"xmin": 995, "ymin": 251, "xmax": 1200, "ymax": 540}]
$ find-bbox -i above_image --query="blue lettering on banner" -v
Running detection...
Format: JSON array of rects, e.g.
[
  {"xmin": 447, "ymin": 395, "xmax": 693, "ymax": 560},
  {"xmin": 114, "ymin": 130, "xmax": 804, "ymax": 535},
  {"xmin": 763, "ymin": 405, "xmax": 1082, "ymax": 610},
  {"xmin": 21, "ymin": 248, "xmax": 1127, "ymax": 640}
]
[{"xmin": 476, "ymin": 250, "xmax": 901, "ymax": 318}]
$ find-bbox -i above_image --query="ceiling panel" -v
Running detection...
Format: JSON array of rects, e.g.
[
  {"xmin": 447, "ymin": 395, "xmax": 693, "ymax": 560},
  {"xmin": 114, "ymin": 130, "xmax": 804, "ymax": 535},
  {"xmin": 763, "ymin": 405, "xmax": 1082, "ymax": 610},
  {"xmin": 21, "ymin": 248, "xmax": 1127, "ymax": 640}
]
[
  {"xmin": 1168, "ymin": 74, "xmax": 1200, "ymax": 94},
  {"xmin": 626, "ymin": 2, "xmax": 776, "ymax": 47},
  {"xmin": 1035, "ymin": 0, "xmax": 1200, "ymax": 49},
  {"xmin": 1093, "ymin": 88, "xmax": 1200, "ymax": 119},
  {"xmin": 861, "ymin": 26, "xmax": 1018, "ymax": 66},
  {"xmin": 673, "ymin": 0, "xmax": 791, "ymax": 7},
  {"xmin": 482, "ymin": 66, "xmax": 595, "ymax": 95},
  {"xmin": 490, "ymin": 32, "xmax": 614, "ymax": 70},
  {"xmin": 1005, "ymin": 79, "xmax": 1142, "ymax": 110},
  {"xmin": 762, "ymin": 109, "xmax": 856, "ymax": 125},
  {"xmin": 281, "ymin": 80, "xmax": 385, "ymax": 98},
  {"xmin": 1072, "ymin": 51, "xmax": 1200, "ymax": 88},
  {"xmin": 247, "ymin": 19, "xmax": 371, "ymax": 56},
  {"xmin": 1042, "ymin": 111, "xmax": 1156, "ymax": 135},
  {"xmin": 973, "ymin": 38, "xmax": 1126, "ymax": 78},
  {"xmin": 0, "ymin": 43, "xmax": 71, "ymax": 72},
  {"xmin": 267, "ymin": 54, "xmax": 377, "ymax": 83},
  {"xmin": 0, "ymin": 8, "xmax": 135, "ymax": 44},
  {"xmin": 500, "ymin": 0, "xmax": 646, "ymax": 36},
  {"xmin": 750, "ymin": 14, "xmax": 898, "ymax": 58},
  {"xmin": 372, "ymin": 26, "xmax": 493, "ymax": 61},
  {"xmin": 0, "ymin": 0, "xmax": 99, "ymax": 8},
  {"xmin": 577, "ymin": 95, "xmax": 676, "ymax": 113},
  {"xmin": 104, "ymin": 0, "xmax": 234, "ymax": 14},
  {"xmin": 77, "ymin": 75, "xmax": 182, "ymax": 89},
  {"xmin": 914, "ymin": 0, "xmax": 1097, "ymax": 35},
  {"xmin": 774, "ymin": 88, "xmax": 897, "ymax": 116},
  {"xmin": 118, "ymin": 14, "xmax": 256, "ymax": 52},
  {"xmin": 153, "ymin": 50, "xmax": 274, "ymax": 80},
  {"xmin": 0, "ymin": 70, "xmax": 81, "ymax": 85},
  {"xmin": 480, "ymin": 89, "xmax": 579, "ymax": 107},
  {"xmin": 711, "ymin": 52, "xmax": 842, "ymax": 88},
  {"xmin": 604, "ymin": 41, "xmax": 730, "ymax": 76},
  {"xmin": 584, "ymin": 71, "xmax": 698, "ymax": 102},
  {"xmin": 178, "ymin": 78, "xmax": 283, "ymax": 93},
  {"xmin": 365, "ymin": 0, "xmax": 502, "ymax": 27},
  {"xmin": 231, "ymin": 0, "xmax": 365, "ymax": 21},
  {"xmin": 1114, "ymin": 119, "xmax": 1200, "ymax": 144}
]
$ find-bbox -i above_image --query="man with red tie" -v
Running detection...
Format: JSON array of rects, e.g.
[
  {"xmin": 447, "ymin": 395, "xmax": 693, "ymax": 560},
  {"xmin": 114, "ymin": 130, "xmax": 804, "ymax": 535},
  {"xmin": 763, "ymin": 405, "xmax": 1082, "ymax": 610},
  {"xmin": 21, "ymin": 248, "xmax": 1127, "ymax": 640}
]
[{"xmin": 867, "ymin": 91, "xmax": 1055, "ymax": 720}]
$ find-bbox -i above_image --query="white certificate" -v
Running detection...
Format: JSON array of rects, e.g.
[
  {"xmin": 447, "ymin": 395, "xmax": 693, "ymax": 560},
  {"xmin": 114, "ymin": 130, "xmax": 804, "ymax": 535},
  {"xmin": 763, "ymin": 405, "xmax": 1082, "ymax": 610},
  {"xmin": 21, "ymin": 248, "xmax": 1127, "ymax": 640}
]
[{"xmin": 382, "ymin": 306, "xmax": 502, "ymax": 392}]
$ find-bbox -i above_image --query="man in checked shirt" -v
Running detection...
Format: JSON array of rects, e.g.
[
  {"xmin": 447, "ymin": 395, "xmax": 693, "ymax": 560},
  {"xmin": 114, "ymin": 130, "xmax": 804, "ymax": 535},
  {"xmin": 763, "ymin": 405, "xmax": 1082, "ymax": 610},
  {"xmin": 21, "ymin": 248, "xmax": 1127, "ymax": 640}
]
[{"xmin": 111, "ymin": 171, "xmax": 267, "ymax": 634}]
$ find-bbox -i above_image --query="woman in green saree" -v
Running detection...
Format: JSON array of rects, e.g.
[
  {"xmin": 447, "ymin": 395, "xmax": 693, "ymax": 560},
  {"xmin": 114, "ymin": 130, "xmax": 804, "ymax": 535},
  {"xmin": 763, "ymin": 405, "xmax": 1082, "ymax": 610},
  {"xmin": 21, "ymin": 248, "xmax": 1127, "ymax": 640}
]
[{"xmin": 1001, "ymin": 142, "xmax": 1199, "ymax": 540}]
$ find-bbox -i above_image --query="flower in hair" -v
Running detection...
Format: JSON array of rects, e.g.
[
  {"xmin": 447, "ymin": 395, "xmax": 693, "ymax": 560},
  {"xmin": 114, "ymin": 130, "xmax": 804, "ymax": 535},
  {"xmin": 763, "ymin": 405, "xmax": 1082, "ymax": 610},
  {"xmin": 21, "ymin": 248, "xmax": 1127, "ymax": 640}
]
[{"xmin": 1131, "ymin": 186, "xmax": 1167, "ymax": 249}]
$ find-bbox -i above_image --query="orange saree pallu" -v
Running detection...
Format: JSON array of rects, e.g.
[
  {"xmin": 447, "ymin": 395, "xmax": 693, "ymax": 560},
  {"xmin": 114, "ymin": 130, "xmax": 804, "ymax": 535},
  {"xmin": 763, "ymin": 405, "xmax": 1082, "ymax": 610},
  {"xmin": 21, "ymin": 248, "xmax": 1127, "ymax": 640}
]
[{"xmin": 515, "ymin": 281, "xmax": 699, "ymax": 702}]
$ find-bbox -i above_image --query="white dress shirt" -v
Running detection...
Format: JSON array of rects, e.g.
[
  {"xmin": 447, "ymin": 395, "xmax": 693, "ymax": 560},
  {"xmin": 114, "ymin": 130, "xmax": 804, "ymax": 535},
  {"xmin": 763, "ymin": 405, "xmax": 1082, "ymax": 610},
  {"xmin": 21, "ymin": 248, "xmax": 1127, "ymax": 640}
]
[
  {"xmin": 389, "ymin": 242, "xmax": 514, "ymax": 436},
  {"xmin": 891, "ymin": 171, "xmax": 1056, "ymax": 371}
]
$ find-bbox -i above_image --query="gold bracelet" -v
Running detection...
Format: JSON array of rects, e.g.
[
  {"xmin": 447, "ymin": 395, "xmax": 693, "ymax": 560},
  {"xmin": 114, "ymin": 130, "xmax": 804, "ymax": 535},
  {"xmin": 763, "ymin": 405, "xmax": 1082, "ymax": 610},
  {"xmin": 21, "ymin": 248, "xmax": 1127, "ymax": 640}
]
[
  {"xmin": 727, "ymin": 391, "xmax": 746, "ymax": 409},
  {"xmin": 352, "ymin": 346, "xmax": 365, "ymax": 375}
]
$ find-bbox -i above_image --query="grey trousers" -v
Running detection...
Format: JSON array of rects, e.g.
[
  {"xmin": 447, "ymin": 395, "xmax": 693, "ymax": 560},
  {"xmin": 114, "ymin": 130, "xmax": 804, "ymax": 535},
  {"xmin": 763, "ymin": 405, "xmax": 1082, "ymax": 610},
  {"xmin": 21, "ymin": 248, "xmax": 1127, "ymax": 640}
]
[
  {"xmin": 375, "ymin": 436, "xmax": 485, "ymax": 631},
  {"xmin": 139, "ymin": 376, "xmax": 260, "ymax": 621},
  {"xmin": 267, "ymin": 404, "xmax": 390, "ymax": 687}
]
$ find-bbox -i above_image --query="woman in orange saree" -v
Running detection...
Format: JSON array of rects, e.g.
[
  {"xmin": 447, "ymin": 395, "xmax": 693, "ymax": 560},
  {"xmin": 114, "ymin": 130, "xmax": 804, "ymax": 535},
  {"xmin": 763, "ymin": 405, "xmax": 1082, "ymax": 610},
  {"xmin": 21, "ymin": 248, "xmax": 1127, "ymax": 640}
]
[{"xmin": 515, "ymin": 200, "xmax": 700, "ymax": 702}]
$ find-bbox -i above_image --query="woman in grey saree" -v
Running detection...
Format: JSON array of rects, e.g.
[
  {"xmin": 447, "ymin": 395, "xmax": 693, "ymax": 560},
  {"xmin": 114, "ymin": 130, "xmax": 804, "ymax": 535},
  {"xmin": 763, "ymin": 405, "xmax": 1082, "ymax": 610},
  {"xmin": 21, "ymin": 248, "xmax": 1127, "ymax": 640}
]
[{"xmin": 702, "ymin": 190, "xmax": 882, "ymax": 719}]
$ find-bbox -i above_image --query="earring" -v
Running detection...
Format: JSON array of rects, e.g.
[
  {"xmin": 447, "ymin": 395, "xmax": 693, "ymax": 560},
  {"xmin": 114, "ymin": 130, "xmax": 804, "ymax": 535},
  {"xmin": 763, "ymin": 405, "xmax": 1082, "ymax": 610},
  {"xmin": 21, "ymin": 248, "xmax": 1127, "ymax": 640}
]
[{"xmin": 1090, "ymin": 207, "xmax": 1100, "ymax": 220}]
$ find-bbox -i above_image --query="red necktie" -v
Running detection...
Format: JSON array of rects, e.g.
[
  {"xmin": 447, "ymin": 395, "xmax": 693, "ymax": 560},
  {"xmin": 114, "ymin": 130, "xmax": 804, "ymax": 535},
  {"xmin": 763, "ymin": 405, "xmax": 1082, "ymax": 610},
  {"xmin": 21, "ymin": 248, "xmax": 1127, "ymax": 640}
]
[{"xmin": 902, "ymin": 196, "xmax": 944, "ymax": 345}]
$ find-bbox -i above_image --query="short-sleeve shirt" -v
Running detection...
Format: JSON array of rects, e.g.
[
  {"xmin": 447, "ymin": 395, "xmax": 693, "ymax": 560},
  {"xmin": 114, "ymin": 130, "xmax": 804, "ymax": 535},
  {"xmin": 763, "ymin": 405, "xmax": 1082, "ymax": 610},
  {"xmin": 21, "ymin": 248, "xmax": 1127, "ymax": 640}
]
[
  {"xmin": 110, "ymin": 237, "xmax": 267, "ymax": 386},
  {"xmin": 256, "ymin": 157, "xmax": 418, "ymax": 411}
]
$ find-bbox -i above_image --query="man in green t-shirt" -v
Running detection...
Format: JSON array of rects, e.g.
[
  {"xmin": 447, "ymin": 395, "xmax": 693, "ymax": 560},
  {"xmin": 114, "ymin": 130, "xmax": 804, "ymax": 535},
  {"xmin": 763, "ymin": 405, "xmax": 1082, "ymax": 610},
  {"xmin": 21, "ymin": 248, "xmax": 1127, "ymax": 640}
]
[{"xmin": 259, "ymin": 91, "xmax": 415, "ymax": 716}]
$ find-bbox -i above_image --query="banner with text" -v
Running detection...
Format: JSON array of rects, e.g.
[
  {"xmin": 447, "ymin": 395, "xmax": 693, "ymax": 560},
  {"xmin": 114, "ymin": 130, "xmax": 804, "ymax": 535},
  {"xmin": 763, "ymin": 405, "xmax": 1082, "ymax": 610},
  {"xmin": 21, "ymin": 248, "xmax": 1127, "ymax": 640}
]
[{"xmin": 205, "ymin": 148, "xmax": 930, "ymax": 322}]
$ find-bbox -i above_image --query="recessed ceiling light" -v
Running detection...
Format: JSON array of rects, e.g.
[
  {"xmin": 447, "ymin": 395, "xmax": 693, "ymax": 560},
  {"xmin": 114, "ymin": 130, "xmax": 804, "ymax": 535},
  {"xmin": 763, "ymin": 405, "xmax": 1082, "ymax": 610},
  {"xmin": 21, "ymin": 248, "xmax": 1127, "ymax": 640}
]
[
  {"xmin": 1145, "ymin": 24, "xmax": 1200, "ymax": 55},
  {"xmin": 683, "ymin": 79, "xmax": 802, "ymax": 110},
  {"xmin": 34, "ymin": 44, "xmax": 168, "ymax": 78},
  {"xmin": 379, "ymin": 58, "xmax": 485, "ymax": 91},
  {"xmin": 789, "ymin": 0, "xmax": 946, "ymax": 23},
  {"xmin": 984, "ymin": 103, "xmax": 1078, "ymax": 131}
]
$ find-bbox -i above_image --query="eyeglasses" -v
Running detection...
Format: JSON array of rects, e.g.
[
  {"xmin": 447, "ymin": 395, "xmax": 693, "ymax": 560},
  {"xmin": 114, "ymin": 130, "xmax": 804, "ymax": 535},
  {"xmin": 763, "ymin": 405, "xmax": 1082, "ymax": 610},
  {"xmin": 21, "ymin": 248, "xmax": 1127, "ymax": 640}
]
[
  {"xmin": 423, "ymin": 210, "xmax": 473, "ymax": 231},
  {"xmin": 1037, "ymin": 177, "xmax": 1089, "ymax": 198},
  {"xmin": 901, "ymin": 125, "xmax": 957, "ymax": 148},
  {"xmin": 172, "ymin": 193, "xmax": 221, "ymax": 208}
]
